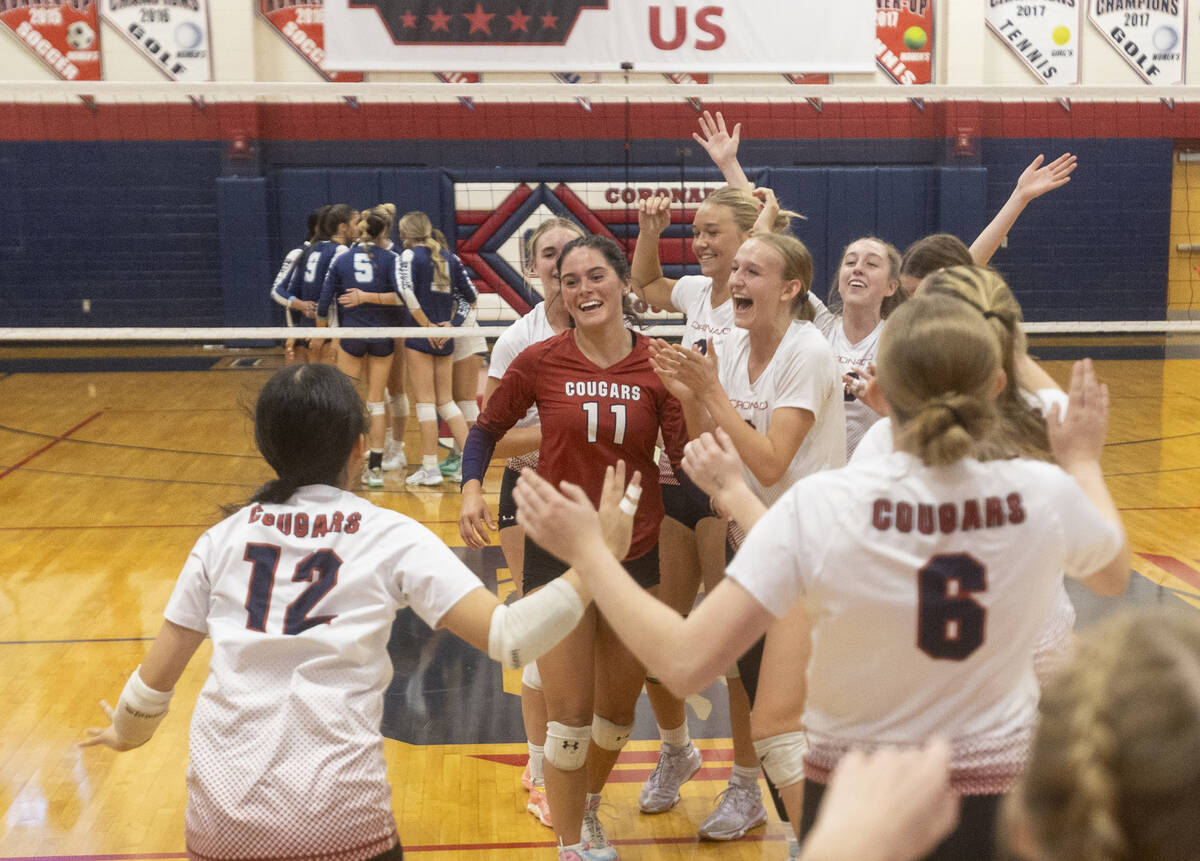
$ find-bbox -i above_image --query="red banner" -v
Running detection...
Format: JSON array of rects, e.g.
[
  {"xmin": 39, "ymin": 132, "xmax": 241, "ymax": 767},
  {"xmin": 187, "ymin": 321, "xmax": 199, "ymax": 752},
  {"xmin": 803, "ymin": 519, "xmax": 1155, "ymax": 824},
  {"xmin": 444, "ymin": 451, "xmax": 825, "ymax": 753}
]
[
  {"xmin": 258, "ymin": 0, "xmax": 363, "ymax": 82},
  {"xmin": 875, "ymin": 0, "xmax": 933, "ymax": 85},
  {"xmin": 0, "ymin": 0, "xmax": 101, "ymax": 80},
  {"xmin": 784, "ymin": 73, "xmax": 831, "ymax": 84}
]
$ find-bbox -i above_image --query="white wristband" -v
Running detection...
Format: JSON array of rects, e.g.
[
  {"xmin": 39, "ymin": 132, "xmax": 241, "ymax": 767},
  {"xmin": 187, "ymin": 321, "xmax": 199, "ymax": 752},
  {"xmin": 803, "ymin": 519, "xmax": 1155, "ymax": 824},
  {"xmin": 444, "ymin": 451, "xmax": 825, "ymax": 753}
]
[
  {"xmin": 112, "ymin": 665, "xmax": 174, "ymax": 748},
  {"xmin": 487, "ymin": 578, "xmax": 585, "ymax": 669}
]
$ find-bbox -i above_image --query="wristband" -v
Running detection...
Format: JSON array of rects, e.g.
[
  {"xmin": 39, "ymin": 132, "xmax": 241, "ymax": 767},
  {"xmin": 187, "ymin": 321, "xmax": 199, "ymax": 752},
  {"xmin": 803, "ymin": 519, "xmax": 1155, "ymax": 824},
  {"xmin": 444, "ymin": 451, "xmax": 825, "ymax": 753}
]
[{"xmin": 112, "ymin": 666, "xmax": 174, "ymax": 748}]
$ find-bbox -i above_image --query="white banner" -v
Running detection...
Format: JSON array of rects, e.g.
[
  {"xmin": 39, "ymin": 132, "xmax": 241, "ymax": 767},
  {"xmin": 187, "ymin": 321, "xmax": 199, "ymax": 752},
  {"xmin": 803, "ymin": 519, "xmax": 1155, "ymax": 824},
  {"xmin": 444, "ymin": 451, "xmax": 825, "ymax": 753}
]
[
  {"xmin": 324, "ymin": 0, "xmax": 876, "ymax": 73},
  {"xmin": 986, "ymin": 0, "xmax": 1081, "ymax": 85},
  {"xmin": 101, "ymin": 0, "xmax": 212, "ymax": 81},
  {"xmin": 1088, "ymin": 0, "xmax": 1186, "ymax": 84}
]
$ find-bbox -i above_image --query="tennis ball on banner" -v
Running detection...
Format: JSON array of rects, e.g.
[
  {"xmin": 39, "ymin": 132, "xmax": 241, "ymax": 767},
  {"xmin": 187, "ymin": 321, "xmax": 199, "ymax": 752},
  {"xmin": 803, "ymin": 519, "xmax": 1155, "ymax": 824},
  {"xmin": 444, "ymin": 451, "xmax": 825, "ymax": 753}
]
[
  {"xmin": 1154, "ymin": 26, "xmax": 1179, "ymax": 52},
  {"xmin": 903, "ymin": 26, "xmax": 927, "ymax": 50},
  {"xmin": 1052, "ymin": 26, "xmax": 1071, "ymax": 46}
]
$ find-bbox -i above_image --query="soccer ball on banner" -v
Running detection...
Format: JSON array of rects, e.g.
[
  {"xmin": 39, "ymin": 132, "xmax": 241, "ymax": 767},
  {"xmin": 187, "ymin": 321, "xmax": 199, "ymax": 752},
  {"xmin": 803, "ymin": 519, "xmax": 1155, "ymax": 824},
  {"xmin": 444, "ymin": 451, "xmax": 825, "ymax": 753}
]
[{"xmin": 66, "ymin": 21, "xmax": 95, "ymax": 49}]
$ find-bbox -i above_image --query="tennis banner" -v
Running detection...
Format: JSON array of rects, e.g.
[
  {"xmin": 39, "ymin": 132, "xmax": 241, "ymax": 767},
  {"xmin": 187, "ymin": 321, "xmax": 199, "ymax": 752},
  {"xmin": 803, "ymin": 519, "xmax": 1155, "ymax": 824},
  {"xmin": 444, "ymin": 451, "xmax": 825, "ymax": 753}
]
[
  {"xmin": 100, "ymin": 0, "xmax": 213, "ymax": 80},
  {"xmin": 876, "ymin": 0, "xmax": 933, "ymax": 85},
  {"xmin": 324, "ymin": 0, "xmax": 876, "ymax": 73},
  {"xmin": 0, "ymin": 0, "xmax": 102, "ymax": 80},
  {"xmin": 259, "ymin": 0, "xmax": 364, "ymax": 82},
  {"xmin": 1088, "ymin": 0, "xmax": 1185, "ymax": 85},
  {"xmin": 986, "ymin": 0, "xmax": 1081, "ymax": 85}
]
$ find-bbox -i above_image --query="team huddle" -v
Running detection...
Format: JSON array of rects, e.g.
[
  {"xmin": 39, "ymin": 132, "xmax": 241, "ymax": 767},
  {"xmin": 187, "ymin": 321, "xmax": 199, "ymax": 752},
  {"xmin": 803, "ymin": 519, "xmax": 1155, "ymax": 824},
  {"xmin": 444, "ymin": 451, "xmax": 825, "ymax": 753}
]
[{"xmin": 83, "ymin": 114, "xmax": 1200, "ymax": 861}]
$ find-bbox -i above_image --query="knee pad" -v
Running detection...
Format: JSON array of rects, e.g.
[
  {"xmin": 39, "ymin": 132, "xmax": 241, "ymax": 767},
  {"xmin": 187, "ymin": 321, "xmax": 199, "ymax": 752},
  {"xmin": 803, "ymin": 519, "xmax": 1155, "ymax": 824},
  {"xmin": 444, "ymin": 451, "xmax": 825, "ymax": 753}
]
[
  {"xmin": 590, "ymin": 715, "xmax": 634, "ymax": 752},
  {"xmin": 415, "ymin": 402, "xmax": 437, "ymax": 423},
  {"xmin": 457, "ymin": 399, "xmax": 480, "ymax": 423},
  {"xmin": 753, "ymin": 731, "xmax": 808, "ymax": 789},
  {"xmin": 522, "ymin": 660, "xmax": 542, "ymax": 692},
  {"xmin": 390, "ymin": 393, "xmax": 409, "ymax": 417},
  {"xmin": 367, "ymin": 400, "xmax": 386, "ymax": 417},
  {"xmin": 544, "ymin": 721, "xmax": 590, "ymax": 771},
  {"xmin": 437, "ymin": 401, "xmax": 463, "ymax": 421}
]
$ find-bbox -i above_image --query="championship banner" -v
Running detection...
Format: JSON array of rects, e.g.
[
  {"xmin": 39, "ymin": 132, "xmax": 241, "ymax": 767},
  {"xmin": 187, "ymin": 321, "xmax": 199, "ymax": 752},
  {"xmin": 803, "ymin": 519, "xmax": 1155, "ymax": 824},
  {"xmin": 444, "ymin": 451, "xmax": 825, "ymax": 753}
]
[
  {"xmin": 324, "ymin": 0, "xmax": 876, "ymax": 73},
  {"xmin": 876, "ymin": 0, "xmax": 933, "ymax": 85},
  {"xmin": 0, "ymin": 0, "xmax": 102, "ymax": 80},
  {"xmin": 1087, "ymin": 0, "xmax": 1185, "ymax": 84},
  {"xmin": 986, "ymin": 0, "xmax": 1080, "ymax": 85},
  {"xmin": 784, "ymin": 73, "xmax": 831, "ymax": 84},
  {"xmin": 100, "ymin": 0, "xmax": 212, "ymax": 80},
  {"xmin": 258, "ymin": 0, "xmax": 364, "ymax": 82}
]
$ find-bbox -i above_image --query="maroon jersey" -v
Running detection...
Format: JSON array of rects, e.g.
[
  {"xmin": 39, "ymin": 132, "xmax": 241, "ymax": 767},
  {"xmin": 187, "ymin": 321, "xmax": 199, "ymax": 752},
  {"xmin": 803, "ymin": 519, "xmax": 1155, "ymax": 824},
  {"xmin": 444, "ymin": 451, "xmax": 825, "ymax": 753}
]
[{"xmin": 477, "ymin": 330, "xmax": 686, "ymax": 560}]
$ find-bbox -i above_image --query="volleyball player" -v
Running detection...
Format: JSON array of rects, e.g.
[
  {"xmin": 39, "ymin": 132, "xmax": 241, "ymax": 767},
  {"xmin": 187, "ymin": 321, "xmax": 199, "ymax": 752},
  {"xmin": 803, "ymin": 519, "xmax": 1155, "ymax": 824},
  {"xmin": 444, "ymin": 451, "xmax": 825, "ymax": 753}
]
[
  {"xmin": 459, "ymin": 215, "xmax": 584, "ymax": 828},
  {"xmin": 435, "ymin": 227, "xmax": 485, "ymax": 483},
  {"xmin": 80, "ymin": 363, "xmax": 638, "ymax": 861},
  {"xmin": 270, "ymin": 206, "xmax": 326, "ymax": 364},
  {"xmin": 515, "ymin": 293, "xmax": 1130, "ymax": 860},
  {"xmin": 280, "ymin": 204, "xmax": 356, "ymax": 364},
  {"xmin": 461, "ymin": 235, "xmax": 690, "ymax": 860}
]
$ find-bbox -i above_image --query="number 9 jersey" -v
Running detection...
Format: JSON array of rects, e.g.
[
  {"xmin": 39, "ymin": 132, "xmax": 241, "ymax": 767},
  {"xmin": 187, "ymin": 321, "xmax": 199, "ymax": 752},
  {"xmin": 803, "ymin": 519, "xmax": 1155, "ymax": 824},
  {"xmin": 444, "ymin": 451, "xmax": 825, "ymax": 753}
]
[{"xmin": 725, "ymin": 451, "xmax": 1122, "ymax": 795}]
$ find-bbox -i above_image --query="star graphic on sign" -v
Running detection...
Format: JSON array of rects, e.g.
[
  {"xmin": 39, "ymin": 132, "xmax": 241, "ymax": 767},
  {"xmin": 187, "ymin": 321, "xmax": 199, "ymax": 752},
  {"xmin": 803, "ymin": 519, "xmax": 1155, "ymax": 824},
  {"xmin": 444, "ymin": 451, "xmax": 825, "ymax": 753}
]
[
  {"xmin": 540, "ymin": 12, "xmax": 558, "ymax": 29},
  {"xmin": 506, "ymin": 7, "xmax": 530, "ymax": 32},
  {"xmin": 464, "ymin": 2, "xmax": 494, "ymax": 34},
  {"xmin": 428, "ymin": 7, "xmax": 451, "ymax": 31},
  {"xmin": 400, "ymin": 10, "xmax": 417, "ymax": 27}
]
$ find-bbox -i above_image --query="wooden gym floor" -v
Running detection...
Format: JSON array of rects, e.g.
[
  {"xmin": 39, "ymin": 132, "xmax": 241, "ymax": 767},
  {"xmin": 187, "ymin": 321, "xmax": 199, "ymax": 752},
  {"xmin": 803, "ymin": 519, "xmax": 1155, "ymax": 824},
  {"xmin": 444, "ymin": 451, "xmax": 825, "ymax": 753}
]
[{"xmin": 2, "ymin": 341, "xmax": 1199, "ymax": 861}]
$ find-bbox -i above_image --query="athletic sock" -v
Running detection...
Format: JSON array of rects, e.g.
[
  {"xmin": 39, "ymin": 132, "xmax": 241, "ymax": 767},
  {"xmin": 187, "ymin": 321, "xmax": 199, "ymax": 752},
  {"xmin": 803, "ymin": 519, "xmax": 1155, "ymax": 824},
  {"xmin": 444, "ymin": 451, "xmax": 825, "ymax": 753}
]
[
  {"xmin": 528, "ymin": 742, "xmax": 545, "ymax": 785},
  {"xmin": 730, "ymin": 763, "xmax": 760, "ymax": 788},
  {"xmin": 659, "ymin": 721, "xmax": 691, "ymax": 749},
  {"xmin": 422, "ymin": 454, "xmax": 437, "ymax": 471}
]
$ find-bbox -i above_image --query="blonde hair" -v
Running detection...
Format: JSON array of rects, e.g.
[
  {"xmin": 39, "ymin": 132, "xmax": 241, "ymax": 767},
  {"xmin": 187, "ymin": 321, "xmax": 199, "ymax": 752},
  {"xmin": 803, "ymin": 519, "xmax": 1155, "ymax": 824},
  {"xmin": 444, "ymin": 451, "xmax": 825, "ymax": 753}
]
[
  {"xmin": 919, "ymin": 265, "xmax": 1052, "ymax": 462},
  {"xmin": 700, "ymin": 186, "xmax": 801, "ymax": 236},
  {"xmin": 828, "ymin": 236, "xmax": 906, "ymax": 318},
  {"xmin": 877, "ymin": 294, "xmax": 1000, "ymax": 467},
  {"xmin": 524, "ymin": 217, "xmax": 585, "ymax": 268},
  {"xmin": 357, "ymin": 204, "xmax": 394, "ymax": 245},
  {"xmin": 746, "ymin": 233, "xmax": 815, "ymax": 322},
  {"xmin": 1017, "ymin": 609, "xmax": 1200, "ymax": 861},
  {"xmin": 397, "ymin": 210, "xmax": 448, "ymax": 287}
]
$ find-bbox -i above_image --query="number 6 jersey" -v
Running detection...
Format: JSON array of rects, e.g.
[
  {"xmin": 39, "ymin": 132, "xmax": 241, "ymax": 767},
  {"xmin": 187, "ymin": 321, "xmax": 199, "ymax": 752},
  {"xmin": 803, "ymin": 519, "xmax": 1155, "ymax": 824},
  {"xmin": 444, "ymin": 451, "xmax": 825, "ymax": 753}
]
[
  {"xmin": 724, "ymin": 452, "xmax": 1122, "ymax": 795},
  {"xmin": 163, "ymin": 484, "xmax": 485, "ymax": 861}
]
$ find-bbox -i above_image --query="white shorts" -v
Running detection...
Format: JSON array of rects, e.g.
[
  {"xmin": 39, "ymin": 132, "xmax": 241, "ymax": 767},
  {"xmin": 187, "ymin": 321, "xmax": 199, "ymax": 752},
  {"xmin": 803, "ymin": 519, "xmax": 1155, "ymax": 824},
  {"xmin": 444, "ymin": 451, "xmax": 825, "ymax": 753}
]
[{"xmin": 452, "ymin": 307, "xmax": 488, "ymax": 360}]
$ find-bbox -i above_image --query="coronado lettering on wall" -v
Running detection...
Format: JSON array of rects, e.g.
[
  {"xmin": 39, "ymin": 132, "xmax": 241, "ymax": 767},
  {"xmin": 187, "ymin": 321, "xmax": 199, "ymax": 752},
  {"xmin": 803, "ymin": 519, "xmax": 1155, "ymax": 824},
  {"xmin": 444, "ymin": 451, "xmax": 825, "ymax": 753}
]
[
  {"xmin": 258, "ymin": 0, "xmax": 363, "ymax": 81},
  {"xmin": 324, "ymin": 0, "xmax": 876, "ymax": 73},
  {"xmin": 101, "ymin": 0, "xmax": 212, "ymax": 80},
  {"xmin": 985, "ymin": 0, "xmax": 1081, "ymax": 85},
  {"xmin": 0, "ymin": 0, "xmax": 101, "ymax": 80},
  {"xmin": 1087, "ymin": 0, "xmax": 1185, "ymax": 84},
  {"xmin": 876, "ymin": 0, "xmax": 933, "ymax": 84}
]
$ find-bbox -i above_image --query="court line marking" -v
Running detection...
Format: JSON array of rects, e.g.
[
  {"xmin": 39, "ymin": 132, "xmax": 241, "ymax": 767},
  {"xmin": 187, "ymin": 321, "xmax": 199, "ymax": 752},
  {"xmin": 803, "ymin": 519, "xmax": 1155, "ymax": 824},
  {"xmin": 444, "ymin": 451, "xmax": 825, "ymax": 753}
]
[
  {"xmin": 1106, "ymin": 430, "xmax": 1200, "ymax": 447},
  {"xmin": 0, "ymin": 412, "xmax": 103, "ymax": 481},
  {"xmin": 0, "ymin": 637, "xmax": 154, "ymax": 645},
  {"xmin": 0, "ymin": 421, "xmax": 261, "ymax": 460}
]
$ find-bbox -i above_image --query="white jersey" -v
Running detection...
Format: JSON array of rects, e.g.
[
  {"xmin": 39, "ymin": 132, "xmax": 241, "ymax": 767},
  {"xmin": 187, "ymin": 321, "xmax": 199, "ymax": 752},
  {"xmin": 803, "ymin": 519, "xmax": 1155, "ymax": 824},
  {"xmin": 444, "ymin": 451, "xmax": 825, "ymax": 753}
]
[
  {"xmin": 808, "ymin": 293, "xmax": 884, "ymax": 458},
  {"xmin": 717, "ymin": 321, "xmax": 846, "ymax": 508},
  {"xmin": 164, "ymin": 485, "xmax": 483, "ymax": 861},
  {"xmin": 489, "ymin": 302, "xmax": 558, "ymax": 431},
  {"xmin": 726, "ymin": 453, "xmax": 1121, "ymax": 794},
  {"xmin": 671, "ymin": 275, "xmax": 734, "ymax": 353}
]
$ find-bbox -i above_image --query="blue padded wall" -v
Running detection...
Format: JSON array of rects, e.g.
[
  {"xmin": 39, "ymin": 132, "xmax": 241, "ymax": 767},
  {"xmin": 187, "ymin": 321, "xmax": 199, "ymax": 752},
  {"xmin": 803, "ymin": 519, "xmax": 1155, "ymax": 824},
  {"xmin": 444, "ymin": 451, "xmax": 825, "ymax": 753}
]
[{"xmin": 216, "ymin": 178, "xmax": 272, "ymax": 328}]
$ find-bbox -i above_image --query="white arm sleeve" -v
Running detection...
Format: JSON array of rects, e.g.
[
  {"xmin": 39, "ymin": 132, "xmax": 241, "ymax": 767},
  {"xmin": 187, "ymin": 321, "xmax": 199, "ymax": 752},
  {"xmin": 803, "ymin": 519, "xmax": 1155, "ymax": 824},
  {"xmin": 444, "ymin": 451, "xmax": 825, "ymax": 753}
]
[
  {"xmin": 487, "ymin": 578, "xmax": 585, "ymax": 669},
  {"xmin": 395, "ymin": 249, "xmax": 423, "ymax": 312}
]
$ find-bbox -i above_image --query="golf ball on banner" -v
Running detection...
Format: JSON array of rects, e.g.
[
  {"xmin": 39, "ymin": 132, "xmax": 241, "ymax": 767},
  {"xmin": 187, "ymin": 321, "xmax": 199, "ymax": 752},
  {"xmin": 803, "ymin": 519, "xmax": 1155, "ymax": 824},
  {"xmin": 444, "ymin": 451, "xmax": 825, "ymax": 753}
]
[
  {"xmin": 176, "ymin": 21, "xmax": 202, "ymax": 49},
  {"xmin": 1153, "ymin": 26, "xmax": 1179, "ymax": 53},
  {"xmin": 1052, "ymin": 26, "xmax": 1071, "ymax": 46},
  {"xmin": 903, "ymin": 26, "xmax": 927, "ymax": 50}
]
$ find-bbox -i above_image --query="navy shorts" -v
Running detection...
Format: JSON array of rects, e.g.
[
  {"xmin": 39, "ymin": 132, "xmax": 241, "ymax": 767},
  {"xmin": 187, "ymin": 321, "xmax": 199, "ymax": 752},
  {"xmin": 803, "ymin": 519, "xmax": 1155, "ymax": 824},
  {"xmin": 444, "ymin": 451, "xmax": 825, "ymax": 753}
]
[
  {"xmin": 340, "ymin": 337, "xmax": 394, "ymax": 358},
  {"xmin": 662, "ymin": 470, "xmax": 717, "ymax": 530},
  {"xmin": 405, "ymin": 336, "xmax": 454, "ymax": 357},
  {"xmin": 524, "ymin": 537, "xmax": 660, "ymax": 592}
]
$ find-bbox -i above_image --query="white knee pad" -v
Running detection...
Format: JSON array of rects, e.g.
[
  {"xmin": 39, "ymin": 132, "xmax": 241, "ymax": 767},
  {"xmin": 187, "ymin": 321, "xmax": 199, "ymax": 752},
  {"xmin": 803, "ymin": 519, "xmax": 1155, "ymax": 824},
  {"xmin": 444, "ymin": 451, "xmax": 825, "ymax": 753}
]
[
  {"xmin": 590, "ymin": 715, "xmax": 634, "ymax": 752},
  {"xmin": 390, "ymin": 393, "xmax": 409, "ymax": 417},
  {"xmin": 545, "ymin": 721, "xmax": 590, "ymax": 771},
  {"xmin": 521, "ymin": 661, "xmax": 543, "ymax": 692},
  {"xmin": 753, "ymin": 731, "xmax": 808, "ymax": 789},
  {"xmin": 437, "ymin": 401, "xmax": 463, "ymax": 421},
  {"xmin": 367, "ymin": 400, "xmax": 386, "ymax": 417},
  {"xmin": 457, "ymin": 399, "xmax": 480, "ymax": 423},
  {"xmin": 415, "ymin": 402, "xmax": 437, "ymax": 423}
]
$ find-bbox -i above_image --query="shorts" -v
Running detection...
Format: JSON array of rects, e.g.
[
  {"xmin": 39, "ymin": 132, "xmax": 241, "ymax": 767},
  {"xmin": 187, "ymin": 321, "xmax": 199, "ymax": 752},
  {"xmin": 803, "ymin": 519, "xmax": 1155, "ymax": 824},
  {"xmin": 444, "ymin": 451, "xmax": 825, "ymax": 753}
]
[
  {"xmin": 405, "ymin": 336, "xmax": 454, "ymax": 357},
  {"xmin": 452, "ymin": 308, "xmax": 488, "ymax": 360},
  {"xmin": 498, "ymin": 466, "xmax": 519, "ymax": 529},
  {"xmin": 523, "ymin": 536, "xmax": 660, "ymax": 592},
  {"xmin": 367, "ymin": 841, "xmax": 404, "ymax": 861},
  {"xmin": 340, "ymin": 337, "xmax": 394, "ymax": 358},
  {"xmin": 661, "ymin": 474, "xmax": 716, "ymax": 530}
]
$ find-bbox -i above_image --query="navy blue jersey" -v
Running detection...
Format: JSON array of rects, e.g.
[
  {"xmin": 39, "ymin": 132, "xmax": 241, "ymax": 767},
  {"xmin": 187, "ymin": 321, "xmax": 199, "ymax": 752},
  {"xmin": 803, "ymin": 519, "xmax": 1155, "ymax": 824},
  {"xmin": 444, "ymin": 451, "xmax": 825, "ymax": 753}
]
[
  {"xmin": 399, "ymin": 245, "xmax": 475, "ymax": 326},
  {"xmin": 286, "ymin": 241, "xmax": 347, "ymax": 305},
  {"xmin": 318, "ymin": 245, "xmax": 401, "ymax": 328}
]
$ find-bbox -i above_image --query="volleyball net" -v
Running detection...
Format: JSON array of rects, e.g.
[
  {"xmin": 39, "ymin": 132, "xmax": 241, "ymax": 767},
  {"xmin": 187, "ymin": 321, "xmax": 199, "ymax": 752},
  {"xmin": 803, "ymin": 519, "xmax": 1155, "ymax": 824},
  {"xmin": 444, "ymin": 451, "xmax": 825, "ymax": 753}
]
[{"xmin": 3, "ymin": 81, "xmax": 1200, "ymax": 347}]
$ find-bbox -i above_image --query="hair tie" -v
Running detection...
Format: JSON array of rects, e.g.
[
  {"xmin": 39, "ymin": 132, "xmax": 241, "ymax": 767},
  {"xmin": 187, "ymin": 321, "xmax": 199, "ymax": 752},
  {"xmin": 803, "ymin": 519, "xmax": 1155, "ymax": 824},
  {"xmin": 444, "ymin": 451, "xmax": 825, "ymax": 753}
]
[{"xmin": 982, "ymin": 310, "xmax": 1000, "ymax": 320}]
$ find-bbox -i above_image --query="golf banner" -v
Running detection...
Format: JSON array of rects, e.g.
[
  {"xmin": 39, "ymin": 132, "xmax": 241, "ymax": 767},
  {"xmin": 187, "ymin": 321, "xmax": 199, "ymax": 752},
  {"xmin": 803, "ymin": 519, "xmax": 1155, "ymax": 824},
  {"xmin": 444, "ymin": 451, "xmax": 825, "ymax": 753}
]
[
  {"xmin": 876, "ymin": 0, "xmax": 933, "ymax": 85},
  {"xmin": 1087, "ymin": 0, "xmax": 1185, "ymax": 85}
]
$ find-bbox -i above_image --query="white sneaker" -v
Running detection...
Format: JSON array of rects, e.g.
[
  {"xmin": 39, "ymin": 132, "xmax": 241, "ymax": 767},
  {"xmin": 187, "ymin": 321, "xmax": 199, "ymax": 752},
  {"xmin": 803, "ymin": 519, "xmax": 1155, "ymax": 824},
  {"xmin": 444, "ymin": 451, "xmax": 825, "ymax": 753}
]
[
  {"xmin": 362, "ymin": 466, "xmax": 384, "ymax": 488},
  {"xmin": 382, "ymin": 440, "xmax": 406, "ymax": 471},
  {"xmin": 696, "ymin": 782, "xmax": 767, "ymax": 841},
  {"xmin": 405, "ymin": 466, "xmax": 443, "ymax": 486},
  {"xmin": 638, "ymin": 742, "xmax": 702, "ymax": 813},
  {"xmin": 580, "ymin": 795, "xmax": 617, "ymax": 860}
]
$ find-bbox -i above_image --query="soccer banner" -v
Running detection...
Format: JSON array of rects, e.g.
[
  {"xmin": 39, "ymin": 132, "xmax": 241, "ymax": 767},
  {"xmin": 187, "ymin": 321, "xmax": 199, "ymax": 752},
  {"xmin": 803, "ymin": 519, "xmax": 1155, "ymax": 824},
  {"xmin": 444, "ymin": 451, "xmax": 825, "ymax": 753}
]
[
  {"xmin": 1087, "ymin": 0, "xmax": 1185, "ymax": 84},
  {"xmin": 324, "ymin": 0, "xmax": 876, "ymax": 73},
  {"xmin": 0, "ymin": 0, "xmax": 102, "ymax": 80},
  {"xmin": 986, "ymin": 0, "xmax": 1081, "ymax": 85},
  {"xmin": 259, "ymin": 0, "xmax": 364, "ymax": 82},
  {"xmin": 100, "ymin": 0, "xmax": 212, "ymax": 80},
  {"xmin": 876, "ymin": 0, "xmax": 933, "ymax": 85}
]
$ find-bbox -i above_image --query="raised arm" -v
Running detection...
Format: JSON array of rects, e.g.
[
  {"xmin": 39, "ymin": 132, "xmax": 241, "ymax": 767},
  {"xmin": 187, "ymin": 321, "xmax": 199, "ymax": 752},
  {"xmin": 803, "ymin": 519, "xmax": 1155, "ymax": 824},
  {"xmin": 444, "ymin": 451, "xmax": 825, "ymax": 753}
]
[
  {"xmin": 970, "ymin": 153, "xmax": 1076, "ymax": 266},
  {"xmin": 693, "ymin": 110, "xmax": 752, "ymax": 191},
  {"xmin": 630, "ymin": 195, "xmax": 681, "ymax": 310}
]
